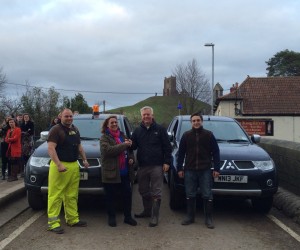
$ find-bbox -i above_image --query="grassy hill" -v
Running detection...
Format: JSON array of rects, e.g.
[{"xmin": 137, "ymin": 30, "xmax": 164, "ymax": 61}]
[{"xmin": 108, "ymin": 96, "xmax": 210, "ymax": 127}]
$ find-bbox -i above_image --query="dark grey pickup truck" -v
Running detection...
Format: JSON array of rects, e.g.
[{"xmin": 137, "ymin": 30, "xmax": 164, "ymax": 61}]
[
  {"xmin": 166, "ymin": 115, "xmax": 278, "ymax": 213},
  {"xmin": 24, "ymin": 113, "xmax": 133, "ymax": 210}
]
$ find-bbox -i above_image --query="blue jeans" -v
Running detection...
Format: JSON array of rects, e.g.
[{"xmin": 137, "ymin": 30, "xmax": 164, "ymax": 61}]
[{"xmin": 184, "ymin": 169, "xmax": 213, "ymax": 200}]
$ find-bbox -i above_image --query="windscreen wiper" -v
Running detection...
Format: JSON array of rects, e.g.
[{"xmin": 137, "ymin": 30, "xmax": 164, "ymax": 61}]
[
  {"xmin": 216, "ymin": 139, "xmax": 228, "ymax": 142},
  {"xmin": 227, "ymin": 139, "xmax": 249, "ymax": 143}
]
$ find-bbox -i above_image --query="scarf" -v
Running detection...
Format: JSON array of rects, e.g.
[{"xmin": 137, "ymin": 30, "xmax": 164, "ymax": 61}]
[{"xmin": 107, "ymin": 128, "xmax": 126, "ymax": 170}]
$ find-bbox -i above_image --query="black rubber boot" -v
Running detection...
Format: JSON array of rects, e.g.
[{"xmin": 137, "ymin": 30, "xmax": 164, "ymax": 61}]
[
  {"xmin": 135, "ymin": 197, "xmax": 152, "ymax": 218},
  {"xmin": 204, "ymin": 199, "xmax": 214, "ymax": 229},
  {"xmin": 149, "ymin": 199, "xmax": 161, "ymax": 227},
  {"xmin": 1, "ymin": 163, "xmax": 6, "ymax": 180},
  {"xmin": 181, "ymin": 197, "xmax": 196, "ymax": 225},
  {"xmin": 108, "ymin": 216, "xmax": 116, "ymax": 227}
]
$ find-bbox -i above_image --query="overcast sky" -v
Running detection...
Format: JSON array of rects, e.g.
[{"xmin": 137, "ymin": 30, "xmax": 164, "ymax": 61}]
[{"xmin": 1, "ymin": 0, "xmax": 299, "ymax": 110}]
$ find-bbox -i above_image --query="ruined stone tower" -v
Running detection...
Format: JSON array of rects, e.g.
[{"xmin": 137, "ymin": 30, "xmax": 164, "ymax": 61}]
[{"xmin": 163, "ymin": 76, "xmax": 178, "ymax": 96}]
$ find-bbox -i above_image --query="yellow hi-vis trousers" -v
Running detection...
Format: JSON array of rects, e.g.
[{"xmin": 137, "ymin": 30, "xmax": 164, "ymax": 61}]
[{"xmin": 48, "ymin": 161, "xmax": 80, "ymax": 230}]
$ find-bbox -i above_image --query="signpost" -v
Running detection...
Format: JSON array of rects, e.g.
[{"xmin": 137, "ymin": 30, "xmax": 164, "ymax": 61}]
[{"xmin": 177, "ymin": 102, "xmax": 182, "ymax": 115}]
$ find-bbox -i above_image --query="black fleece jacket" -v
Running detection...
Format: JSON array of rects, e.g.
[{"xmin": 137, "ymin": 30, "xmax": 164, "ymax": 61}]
[
  {"xmin": 177, "ymin": 126, "xmax": 220, "ymax": 172},
  {"xmin": 131, "ymin": 121, "xmax": 172, "ymax": 167}
]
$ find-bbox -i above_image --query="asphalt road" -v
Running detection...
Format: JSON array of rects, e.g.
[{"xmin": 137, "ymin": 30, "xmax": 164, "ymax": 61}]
[{"xmin": 0, "ymin": 183, "xmax": 300, "ymax": 250}]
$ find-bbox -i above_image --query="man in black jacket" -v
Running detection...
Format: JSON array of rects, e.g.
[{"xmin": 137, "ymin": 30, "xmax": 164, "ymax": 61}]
[
  {"xmin": 177, "ymin": 112, "xmax": 220, "ymax": 229},
  {"xmin": 131, "ymin": 106, "xmax": 172, "ymax": 227}
]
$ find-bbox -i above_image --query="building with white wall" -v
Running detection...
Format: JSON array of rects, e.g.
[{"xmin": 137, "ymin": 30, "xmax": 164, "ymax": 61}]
[{"xmin": 215, "ymin": 76, "xmax": 300, "ymax": 142}]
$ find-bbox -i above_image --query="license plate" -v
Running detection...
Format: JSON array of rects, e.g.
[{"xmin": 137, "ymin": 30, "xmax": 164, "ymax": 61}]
[
  {"xmin": 80, "ymin": 171, "xmax": 88, "ymax": 180},
  {"xmin": 214, "ymin": 175, "xmax": 248, "ymax": 183}
]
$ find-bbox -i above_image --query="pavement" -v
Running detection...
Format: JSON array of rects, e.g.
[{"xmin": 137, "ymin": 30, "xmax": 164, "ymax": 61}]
[
  {"xmin": 0, "ymin": 177, "xmax": 299, "ymax": 226},
  {"xmin": 0, "ymin": 177, "xmax": 26, "ymax": 208}
]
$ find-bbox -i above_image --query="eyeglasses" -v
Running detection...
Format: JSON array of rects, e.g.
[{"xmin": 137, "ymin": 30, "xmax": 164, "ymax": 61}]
[{"xmin": 63, "ymin": 115, "xmax": 73, "ymax": 118}]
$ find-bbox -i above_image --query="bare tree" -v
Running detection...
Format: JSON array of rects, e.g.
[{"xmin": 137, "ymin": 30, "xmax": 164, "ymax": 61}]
[
  {"xmin": 0, "ymin": 97, "xmax": 23, "ymax": 118},
  {"xmin": 0, "ymin": 69, "xmax": 24, "ymax": 119},
  {"xmin": 173, "ymin": 59, "xmax": 210, "ymax": 114},
  {"xmin": 21, "ymin": 84, "xmax": 62, "ymax": 137}
]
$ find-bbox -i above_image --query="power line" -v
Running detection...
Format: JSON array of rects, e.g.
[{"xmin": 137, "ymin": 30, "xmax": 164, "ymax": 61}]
[
  {"xmin": 4, "ymin": 82, "xmax": 163, "ymax": 95},
  {"xmin": 5, "ymin": 81, "xmax": 234, "ymax": 96}
]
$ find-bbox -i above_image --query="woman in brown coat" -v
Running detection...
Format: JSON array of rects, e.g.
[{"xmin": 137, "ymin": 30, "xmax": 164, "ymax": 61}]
[{"xmin": 100, "ymin": 115, "xmax": 137, "ymax": 227}]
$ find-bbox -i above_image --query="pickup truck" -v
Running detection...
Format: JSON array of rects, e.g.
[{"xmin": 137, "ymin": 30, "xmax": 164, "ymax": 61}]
[
  {"xmin": 24, "ymin": 113, "xmax": 134, "ymax": 210},
  {"xmin": 167, "ymin": 115, "xmax": 278, "ymax": 213}
]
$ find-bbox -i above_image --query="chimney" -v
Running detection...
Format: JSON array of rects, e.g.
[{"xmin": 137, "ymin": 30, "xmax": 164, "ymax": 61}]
[
  {"xmin": 230, "ymin": 84, "xmax": 235, "ymax": 93},
  {"xmin": 230, "ymin": 82, "xmax": 239, "ymax": 92}
]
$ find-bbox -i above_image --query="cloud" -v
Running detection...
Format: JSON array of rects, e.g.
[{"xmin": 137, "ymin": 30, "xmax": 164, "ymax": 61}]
[{"xmin": 1, "ymin": 0, "xmax": 300, "ymax": 110}]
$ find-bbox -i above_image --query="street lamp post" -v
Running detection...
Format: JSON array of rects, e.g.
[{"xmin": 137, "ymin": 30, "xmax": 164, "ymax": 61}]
[{"xmin": 204, "ymin": 43, "xmax": 215, "ymax": 115}]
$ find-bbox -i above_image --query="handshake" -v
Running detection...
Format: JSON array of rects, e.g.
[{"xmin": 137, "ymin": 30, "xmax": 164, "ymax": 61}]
[{"xmin": 124, "ymin": 139, "xmax": 133, "ymax": 147}]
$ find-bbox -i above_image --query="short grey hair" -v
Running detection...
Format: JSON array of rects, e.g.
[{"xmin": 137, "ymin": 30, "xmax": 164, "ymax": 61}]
[{"xmin": 140, "ymin": 106, "xmax": 153, "ymax": 115}]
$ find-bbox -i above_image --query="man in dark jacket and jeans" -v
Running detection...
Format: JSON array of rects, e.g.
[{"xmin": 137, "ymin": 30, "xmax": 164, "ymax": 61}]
[
  {"xmin": 177, "ymin": 112, "xmax": 220, "ymax": 229},
  {"xmin": 131, "ymin": 106, "xmax": 172, "ymax": 227}
]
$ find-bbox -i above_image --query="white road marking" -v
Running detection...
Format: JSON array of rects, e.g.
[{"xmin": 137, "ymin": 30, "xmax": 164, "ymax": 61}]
[
  {"xmin": 267, "ymin": 214, "xmax": 300, "ymax": 243},
  {"xmin": 0, "ymin": 211, "xmax": 44, "ymax": 250},
  {"xmin": 0, "ymin": 210, "xmax": 299, "ymax": 248}
]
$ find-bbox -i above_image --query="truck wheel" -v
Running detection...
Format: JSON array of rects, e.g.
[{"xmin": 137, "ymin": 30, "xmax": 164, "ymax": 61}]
[
  {"xmin": 27, "ymin": 190, "xmax": 46, "ymax": 210},
  {"xmin": 251, "ymin": 196, "xmax": 273, "ymax": 213}
]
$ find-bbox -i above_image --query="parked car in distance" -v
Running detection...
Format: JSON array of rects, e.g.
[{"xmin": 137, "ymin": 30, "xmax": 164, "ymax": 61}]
[
  {"xmin": 24, "ymin": 113, "xmax": 134, "ymax": 210},
  {"xmin": 167, "ymin": 115, "xmax": 278, "ymax": 213}
]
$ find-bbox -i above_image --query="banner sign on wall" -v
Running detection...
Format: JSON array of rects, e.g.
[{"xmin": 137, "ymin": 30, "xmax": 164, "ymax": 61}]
[{"xmin": 236, "ymin": 119, "xmax": 274, "ymax": 136}]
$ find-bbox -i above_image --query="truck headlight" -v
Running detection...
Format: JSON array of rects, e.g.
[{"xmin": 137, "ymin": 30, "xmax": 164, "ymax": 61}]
[
  {"xmin": 253, "ymin": 160, "xmax": 274, "ymax": 171},
  {"xmin": 29, "ymin": 157, "xmax": 50, "ymax": 167}
]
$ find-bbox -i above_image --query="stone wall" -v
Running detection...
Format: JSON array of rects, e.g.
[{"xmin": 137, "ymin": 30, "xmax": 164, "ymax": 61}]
[{"xmin": 259, "ymin": 138, "xmax": 300, "ymax": 196}]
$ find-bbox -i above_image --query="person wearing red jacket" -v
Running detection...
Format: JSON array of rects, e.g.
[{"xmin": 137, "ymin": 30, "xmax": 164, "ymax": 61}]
[{"xmin": 5, "ymin": 118, "xmax": 22, "ymax": 182}]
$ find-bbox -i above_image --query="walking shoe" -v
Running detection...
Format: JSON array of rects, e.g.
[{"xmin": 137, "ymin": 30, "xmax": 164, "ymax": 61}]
[
  {"xmin": 68, "ymin": 221, "xmax": 87, "ymax": 227},
  {"xmin": 134, "ymin": 211, "xmax": 151, "ymax": 218},
  {"xmin": 49, "ymin": 226, "xmax": 64, "ymax": 234},
  {"xmin": 7, "ymin": 177, "xmax": 18, "ymax": 182},
  {"xmin": 124, "ymin": 217, "xmax": 137, "ymax": 226}
]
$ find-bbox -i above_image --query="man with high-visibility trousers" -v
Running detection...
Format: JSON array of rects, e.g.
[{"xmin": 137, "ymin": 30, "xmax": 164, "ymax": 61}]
[{"xmin": 47, "ymin": 108, "xmax": 89, "ymax": 234}]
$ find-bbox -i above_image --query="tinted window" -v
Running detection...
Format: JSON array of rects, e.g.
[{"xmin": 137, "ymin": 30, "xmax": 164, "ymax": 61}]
[
  {"xmin": 179, "ymin": 120, "xmax": 249, "ymax": 142},
  {"xmin": 73, "ymin": 119, "xmax": 104, "ymax": 139}
]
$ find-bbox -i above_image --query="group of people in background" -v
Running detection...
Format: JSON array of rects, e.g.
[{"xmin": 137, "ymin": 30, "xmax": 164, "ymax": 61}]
[{"xmin": 0, "ymin": 113, "xmax": 35, "ymax": 181}]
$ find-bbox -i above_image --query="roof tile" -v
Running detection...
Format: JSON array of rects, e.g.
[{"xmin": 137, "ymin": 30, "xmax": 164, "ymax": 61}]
[{"xmin": 218, "ymin": 76, "xmax": 300, "ymax": 115}]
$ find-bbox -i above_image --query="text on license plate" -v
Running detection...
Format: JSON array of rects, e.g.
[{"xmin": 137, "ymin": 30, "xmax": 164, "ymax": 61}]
[
  {"xmin": 80, "ymin": 172, "xmax": 88, "ymax": 180},
  {"xmin": 214, "ymin": 175, "xmax": 248, "ymax": 183}
]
